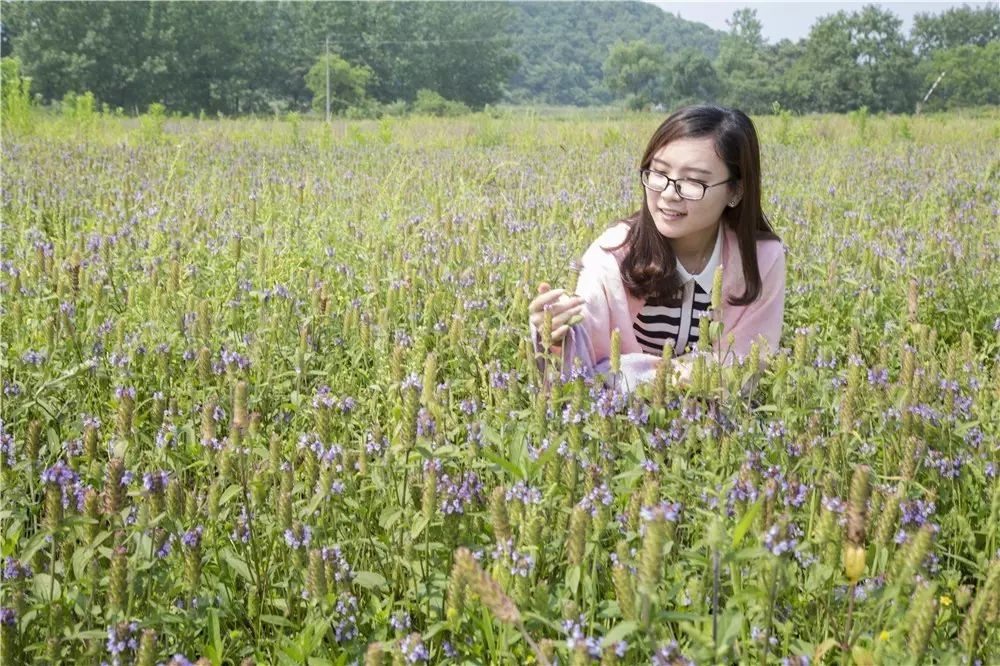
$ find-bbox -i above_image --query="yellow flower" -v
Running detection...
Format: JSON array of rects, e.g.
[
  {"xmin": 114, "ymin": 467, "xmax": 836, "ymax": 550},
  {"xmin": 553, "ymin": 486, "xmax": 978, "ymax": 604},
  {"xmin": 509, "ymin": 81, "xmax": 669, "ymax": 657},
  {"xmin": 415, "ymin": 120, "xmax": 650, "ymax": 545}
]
[
  {"xmin": 879, "ymin": 630, "xmax": 890, "ymax": 642},
  {"xmin": 939, "ymin": 594, "xmax": 952, "ymax": 606}
]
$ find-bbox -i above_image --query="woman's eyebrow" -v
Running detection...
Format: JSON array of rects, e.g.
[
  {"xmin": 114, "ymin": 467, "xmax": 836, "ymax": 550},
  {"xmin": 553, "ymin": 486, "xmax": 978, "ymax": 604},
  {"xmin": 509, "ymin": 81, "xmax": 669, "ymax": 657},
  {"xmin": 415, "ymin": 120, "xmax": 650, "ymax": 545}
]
[{"xmin": 650, "ymin": 158, "xmax": 714, "ymax": 177}]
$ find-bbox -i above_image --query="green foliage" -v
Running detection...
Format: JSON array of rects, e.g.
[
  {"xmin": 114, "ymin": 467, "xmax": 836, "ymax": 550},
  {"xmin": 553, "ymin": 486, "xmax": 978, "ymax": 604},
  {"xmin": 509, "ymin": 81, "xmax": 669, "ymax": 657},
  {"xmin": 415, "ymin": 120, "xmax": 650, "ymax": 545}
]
[
  {"xmin": 1, "ymin": 112, "xmax": 999, "ymax": 664},
  {"xmin": 715, "ymin": 9, "xmax": 779, "ymax": 114},
  {"xmin": 507, "ymin": 2, "xmax": 721, "ymax": 106},
  {"xmin": 139, "ymin": 102, "xmax": 167, "ymax": 143},
  {"xmin": 603, "ymin": 40, "xmax": 669, "ymax": 110},
  {"xmin": 412, "ymin": 89, "xmax": 470, "ymax": 117},
  {"xmin": 912, "ymin": 4, "xmax": 1000, "ymax": 54},
  {"xmin": 1, "ymin": 56, "xmax": 33, "ymax": 134},
  {"xmin": 785, "ymin": 7, "xmax": 919, "ymax": 113},
  {"xmin": 918, "ymin": 42, "xmax": 1000, "ymax": 110},
  {"xmin": 304, "ymin": 54, "xmax": 372, "ymax": 116}
]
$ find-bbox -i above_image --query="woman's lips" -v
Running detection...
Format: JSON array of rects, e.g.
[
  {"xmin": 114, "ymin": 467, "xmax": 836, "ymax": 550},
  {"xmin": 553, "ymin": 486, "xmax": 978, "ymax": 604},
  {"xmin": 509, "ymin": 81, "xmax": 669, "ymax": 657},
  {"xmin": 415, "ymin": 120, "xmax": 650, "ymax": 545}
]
[{"xmin": 658, "ymin": 208, "xmax": 686, "ymax": 219}]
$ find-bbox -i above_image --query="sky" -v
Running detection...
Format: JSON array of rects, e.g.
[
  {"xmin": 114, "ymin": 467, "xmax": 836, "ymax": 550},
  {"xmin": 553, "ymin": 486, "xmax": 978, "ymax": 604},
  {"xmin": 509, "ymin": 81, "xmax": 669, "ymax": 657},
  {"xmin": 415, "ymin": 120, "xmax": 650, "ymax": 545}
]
[{"xmin": 643, "ymin": 1, "xmax": 996, "ymax": 43}]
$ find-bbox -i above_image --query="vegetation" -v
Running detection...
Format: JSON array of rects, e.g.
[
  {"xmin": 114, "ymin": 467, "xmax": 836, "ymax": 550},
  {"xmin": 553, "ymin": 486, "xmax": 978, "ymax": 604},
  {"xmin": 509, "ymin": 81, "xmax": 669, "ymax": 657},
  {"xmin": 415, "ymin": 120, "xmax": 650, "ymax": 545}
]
[
  {"xmin": 1, "ymin": 2, "xmax": 996, "ymax": 116},
  {"xmin": 1, "ymin": 110, "xmax": 999, "ymax": 664}
]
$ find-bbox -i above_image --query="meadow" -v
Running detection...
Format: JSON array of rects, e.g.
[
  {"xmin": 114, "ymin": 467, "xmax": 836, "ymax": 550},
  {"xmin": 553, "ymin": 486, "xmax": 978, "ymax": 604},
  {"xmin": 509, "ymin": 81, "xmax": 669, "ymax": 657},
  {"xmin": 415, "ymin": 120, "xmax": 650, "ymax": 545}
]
[{"xmin": 1, "ymin": 109, "xmax": 999, "ymax": 665}]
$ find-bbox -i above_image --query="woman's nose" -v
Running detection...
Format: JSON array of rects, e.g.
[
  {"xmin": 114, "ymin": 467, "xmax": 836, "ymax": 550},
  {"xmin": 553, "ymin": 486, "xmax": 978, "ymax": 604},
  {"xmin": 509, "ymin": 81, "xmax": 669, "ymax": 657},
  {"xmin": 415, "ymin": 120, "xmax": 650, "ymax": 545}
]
[{"xmin": 659, "ymin": 183, "xmax": 683, "ymax": 202}]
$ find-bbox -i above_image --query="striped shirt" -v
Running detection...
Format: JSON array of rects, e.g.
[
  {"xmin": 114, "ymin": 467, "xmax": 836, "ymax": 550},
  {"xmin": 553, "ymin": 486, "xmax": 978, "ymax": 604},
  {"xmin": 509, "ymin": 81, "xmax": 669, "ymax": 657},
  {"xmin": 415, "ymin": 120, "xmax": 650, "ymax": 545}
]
[{"xmin": 632, "ymin": 224, "xmax": 721, "ymax": 357}]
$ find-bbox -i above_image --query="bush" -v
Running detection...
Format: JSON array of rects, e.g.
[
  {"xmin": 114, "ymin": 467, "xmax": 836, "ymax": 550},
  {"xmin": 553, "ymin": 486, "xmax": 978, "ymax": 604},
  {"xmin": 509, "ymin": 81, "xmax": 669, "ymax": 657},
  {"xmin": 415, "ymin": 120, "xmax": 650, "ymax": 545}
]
[
  {"xmin": 412, "ymin": 89, "xmax": 470, "ymax": 117},
  {"xmin": 1, "ymin": 57, "xmax": 33, "ymax": 134}
]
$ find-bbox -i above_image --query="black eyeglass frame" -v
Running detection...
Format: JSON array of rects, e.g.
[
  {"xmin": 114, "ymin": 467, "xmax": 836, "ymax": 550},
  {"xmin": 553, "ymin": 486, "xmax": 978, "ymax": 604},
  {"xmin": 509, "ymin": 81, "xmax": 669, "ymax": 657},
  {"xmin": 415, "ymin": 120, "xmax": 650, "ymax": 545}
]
[{"xmin": 640, "ymin": 168, "xmax": 734, "ymax": 201}]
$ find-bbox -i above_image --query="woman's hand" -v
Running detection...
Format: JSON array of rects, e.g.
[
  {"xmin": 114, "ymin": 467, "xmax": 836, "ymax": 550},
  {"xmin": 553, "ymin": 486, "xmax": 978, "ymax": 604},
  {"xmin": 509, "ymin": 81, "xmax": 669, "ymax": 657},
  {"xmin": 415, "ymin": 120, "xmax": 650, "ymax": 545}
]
[{"xmin": 528, "ymin": 282, "xmax": 585, "ymax": 351}]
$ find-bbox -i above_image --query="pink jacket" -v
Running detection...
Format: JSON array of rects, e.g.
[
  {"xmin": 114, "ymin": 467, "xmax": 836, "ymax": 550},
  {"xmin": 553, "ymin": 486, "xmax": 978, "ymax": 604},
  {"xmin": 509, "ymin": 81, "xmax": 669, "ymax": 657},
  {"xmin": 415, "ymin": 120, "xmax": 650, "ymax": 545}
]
[{"xmin": 534, "ymin": 221, "xmax": 786, "ymax": 389}]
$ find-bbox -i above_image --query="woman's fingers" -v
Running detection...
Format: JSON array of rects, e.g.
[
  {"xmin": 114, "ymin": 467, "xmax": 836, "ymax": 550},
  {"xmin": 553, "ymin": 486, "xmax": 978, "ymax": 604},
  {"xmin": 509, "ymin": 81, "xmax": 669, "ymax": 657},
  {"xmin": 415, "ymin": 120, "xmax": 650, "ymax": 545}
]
[
  {"xmin": 551, "ymin": 324, "xmax": 569, "ymax": 343},
  {"xmin": 528, "ymin": 287, "xmax": 565, "ymax": 314},
  {"xmin": 551, "ymin": 304, "xmax": 584, "ymax": 328}
]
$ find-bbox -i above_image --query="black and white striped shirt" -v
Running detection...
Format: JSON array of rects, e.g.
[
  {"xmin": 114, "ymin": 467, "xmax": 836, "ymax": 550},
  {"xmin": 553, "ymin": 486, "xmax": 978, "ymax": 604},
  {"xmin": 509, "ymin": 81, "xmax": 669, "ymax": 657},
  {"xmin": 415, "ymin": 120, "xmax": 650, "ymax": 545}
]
[{"xmin": 632, "ymin": 225, "xmax": 721, "ymax": 357}]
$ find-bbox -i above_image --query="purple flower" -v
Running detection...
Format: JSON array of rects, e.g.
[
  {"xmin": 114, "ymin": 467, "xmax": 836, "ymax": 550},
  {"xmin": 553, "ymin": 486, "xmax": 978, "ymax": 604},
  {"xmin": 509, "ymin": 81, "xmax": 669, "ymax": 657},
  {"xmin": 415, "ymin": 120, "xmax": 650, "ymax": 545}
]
[
  {"xmin": 40, "ymin": 461, "xmax": 81, "ymax": 508},
  {"xmin": 640, "ymin": 501, "xmax": 682, "ymax": 525},
  {"xmin": 577, "ymin": 484, "xmax": 613, "ymax": 517},
  {"xmin": 399, "ymin": 633, "xmax": 429, "ymax": 663},
  {"xmin": 0, "ymin": 421, "xmax": 15, "ymax": 467},
  {"xmin": 401, "ymin": 373, "xmax": 421, "ymax": 391},
  {"xmin": 283, "ymin": 524, "xmax": 313, "ymax": 550},
  {"xmin": 142, "ymin": 470, "xmax": 170, "ymax": 495},
  {"xmin": 437, "ymin": 470, "xmax": 483, "ymax": 515},
  {"xmin": 181, "ymin": 526, "xmax": 204, "ymax": 549},
  {"xmin": 2, "ymin": 557, "xmax": 32, "ymax": 581},
  {"xmin": 652, "ymin": 640, "xmax": 696, "ymax": 666},
  {"xmin": 505, "ymin": 481, "xmax": 543, "ymax": 505},
  {"xmin": 21, "ymin": 349, "xmax": 46, "ymax": 366},
  {"xmin": 104, "ymin": 621, "xmax": 140, "ymax": 665},
  {"xmin": 389, "ymin": 611, "xmax": 411, "ymax": 633}
]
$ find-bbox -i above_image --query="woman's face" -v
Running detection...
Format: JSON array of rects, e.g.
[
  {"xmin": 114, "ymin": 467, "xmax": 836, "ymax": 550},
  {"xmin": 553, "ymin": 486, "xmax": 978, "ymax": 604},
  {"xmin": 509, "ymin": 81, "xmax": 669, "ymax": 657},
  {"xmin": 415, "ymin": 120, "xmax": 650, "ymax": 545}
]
[{"xmin": 644, "ymin": 136, "xmax": 740, "ymax": 243}]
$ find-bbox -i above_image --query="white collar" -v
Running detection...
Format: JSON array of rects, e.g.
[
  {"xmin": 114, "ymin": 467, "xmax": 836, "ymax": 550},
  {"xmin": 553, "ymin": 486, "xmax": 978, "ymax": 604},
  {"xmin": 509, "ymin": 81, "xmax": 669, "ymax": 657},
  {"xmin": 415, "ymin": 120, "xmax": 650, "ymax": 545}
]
[{"xmin": 675, "ymin": 224, "xmax": 723, "ymax": 293}]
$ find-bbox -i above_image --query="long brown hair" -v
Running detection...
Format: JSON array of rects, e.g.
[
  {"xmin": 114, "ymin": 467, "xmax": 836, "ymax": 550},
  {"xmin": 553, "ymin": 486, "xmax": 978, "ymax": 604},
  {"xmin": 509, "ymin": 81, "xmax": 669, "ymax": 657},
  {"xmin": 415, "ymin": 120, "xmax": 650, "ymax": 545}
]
[{"xmin": 609, "ymin": 105, "xmax": 779, "ymax": 307}]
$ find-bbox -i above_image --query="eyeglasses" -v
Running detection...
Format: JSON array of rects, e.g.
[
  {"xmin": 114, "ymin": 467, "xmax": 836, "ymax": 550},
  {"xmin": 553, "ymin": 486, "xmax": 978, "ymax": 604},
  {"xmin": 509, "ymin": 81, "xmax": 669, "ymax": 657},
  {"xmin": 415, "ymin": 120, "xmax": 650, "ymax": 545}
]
[{"xmin": 640, "ymin": 169, "xmax": 733, "ymax": 201}]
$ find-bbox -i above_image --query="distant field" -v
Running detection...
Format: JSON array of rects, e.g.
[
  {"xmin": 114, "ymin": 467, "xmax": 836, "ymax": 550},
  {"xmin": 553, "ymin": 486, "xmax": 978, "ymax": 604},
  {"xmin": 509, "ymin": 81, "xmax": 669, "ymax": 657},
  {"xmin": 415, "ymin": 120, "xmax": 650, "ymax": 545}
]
[{"xmin": 1, "ymin": 112, "xmax": 998, "ymax": 664}]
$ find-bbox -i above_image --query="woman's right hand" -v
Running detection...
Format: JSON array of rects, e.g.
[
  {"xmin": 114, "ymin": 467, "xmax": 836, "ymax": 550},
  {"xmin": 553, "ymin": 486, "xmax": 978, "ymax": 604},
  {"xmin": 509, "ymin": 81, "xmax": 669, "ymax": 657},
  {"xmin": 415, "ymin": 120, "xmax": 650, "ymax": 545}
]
[{"xmin": 528, "ymin": 282, "xmax": 585, "ymax": 348}]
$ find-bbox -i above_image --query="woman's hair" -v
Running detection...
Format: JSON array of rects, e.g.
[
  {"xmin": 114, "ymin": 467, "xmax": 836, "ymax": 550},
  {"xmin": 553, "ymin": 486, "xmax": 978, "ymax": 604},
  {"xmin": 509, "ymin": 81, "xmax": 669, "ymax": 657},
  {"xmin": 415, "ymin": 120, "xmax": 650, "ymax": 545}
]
[{"xmin": 608, "ymin": 104, "xmax": 780, "ymax": 307}]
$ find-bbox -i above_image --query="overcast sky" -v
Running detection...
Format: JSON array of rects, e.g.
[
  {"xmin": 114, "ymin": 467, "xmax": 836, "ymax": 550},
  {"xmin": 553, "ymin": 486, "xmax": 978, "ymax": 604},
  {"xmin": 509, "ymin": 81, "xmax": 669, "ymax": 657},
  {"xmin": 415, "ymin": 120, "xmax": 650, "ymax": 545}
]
[{"xmin": 644, "ymin": 1, "xmax": 996, "ymax": 43}]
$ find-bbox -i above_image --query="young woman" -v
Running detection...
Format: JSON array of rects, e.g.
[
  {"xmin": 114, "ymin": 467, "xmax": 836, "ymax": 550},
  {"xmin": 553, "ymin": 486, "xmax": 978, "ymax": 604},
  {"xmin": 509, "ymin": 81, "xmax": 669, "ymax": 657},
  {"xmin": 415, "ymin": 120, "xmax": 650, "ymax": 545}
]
[{"xmin": 528, "ymin": 105, "xmax": 785, "ymax": 390}]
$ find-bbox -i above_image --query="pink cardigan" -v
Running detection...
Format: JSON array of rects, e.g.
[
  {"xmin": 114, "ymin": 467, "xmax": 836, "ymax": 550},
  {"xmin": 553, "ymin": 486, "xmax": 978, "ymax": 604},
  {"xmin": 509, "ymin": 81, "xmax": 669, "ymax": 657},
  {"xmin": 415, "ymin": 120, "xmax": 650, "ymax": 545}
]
[{"xmin": 533, "ymin": 221, "xmax": 786, "ymax": 389}]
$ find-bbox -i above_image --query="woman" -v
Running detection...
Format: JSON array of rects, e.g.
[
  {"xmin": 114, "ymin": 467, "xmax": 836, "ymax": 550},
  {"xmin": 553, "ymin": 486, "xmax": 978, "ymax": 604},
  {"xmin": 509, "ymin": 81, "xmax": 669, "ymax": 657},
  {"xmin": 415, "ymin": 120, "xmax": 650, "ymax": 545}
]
[{"xmin": 528, "ymin": 105, "xmax": 786, "ymax": 391}]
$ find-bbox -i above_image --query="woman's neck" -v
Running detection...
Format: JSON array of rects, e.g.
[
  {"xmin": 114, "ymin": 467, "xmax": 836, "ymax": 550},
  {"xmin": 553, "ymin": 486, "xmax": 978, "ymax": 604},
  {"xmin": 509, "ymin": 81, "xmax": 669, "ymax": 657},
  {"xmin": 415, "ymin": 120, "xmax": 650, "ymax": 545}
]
[{"xmin": 672, "ymin": 222, "xmax": 719, "ymax": 275}]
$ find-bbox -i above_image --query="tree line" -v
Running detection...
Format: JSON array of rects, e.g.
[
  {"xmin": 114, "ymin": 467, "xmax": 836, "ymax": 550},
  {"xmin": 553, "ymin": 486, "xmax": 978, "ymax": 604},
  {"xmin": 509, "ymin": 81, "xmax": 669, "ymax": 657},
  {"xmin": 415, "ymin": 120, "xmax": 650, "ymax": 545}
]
[{"xmin": 1, "ymin": 2, "xmax": 997, "ymax": 118}]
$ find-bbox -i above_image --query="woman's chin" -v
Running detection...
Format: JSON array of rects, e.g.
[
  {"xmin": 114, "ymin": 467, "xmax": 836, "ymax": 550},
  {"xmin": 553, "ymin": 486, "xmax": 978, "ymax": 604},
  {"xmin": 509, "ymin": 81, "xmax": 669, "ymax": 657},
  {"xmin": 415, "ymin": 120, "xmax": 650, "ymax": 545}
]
[{"xmin": 653, "ymin": 220, "xmax": 682, "ymax": 238}]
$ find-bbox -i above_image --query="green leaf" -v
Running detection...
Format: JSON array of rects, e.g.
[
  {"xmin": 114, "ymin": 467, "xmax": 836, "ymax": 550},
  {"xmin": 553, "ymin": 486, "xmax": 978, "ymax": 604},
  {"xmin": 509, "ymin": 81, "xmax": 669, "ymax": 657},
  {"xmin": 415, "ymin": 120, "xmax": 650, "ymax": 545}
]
[
  {"xmin": 565, "ymin": 564, "xmax": 581, "ymax": 595},
  {"xmin": 814, "ymin": 638, "xmax": 840, "ymax": 662},
  {"xmin": 353, "ymin": 571, "xmax": 387, "ymax": 589},
  {"xmin": 481, "ymin": 449, "xmax": 524, "ymax": 480},
  {"xmin": 261, "ymin": 614, "xmax": 295, "ymax": 628},
  {"xmin": 602, "ymin": 620, "xmax": 637, "ymax": 646},
  {"xmin": 219, "ymin": 484, "xmax": 242, "ymax": 506},
  {"xmin": 33, "ymin": 573, "xmax": 61, "ymax": 602},
  {"xmin": 222, "ymin": 548, "xmax": 254, "ymax": 583},
  {"xmin": 410, "ymin": 514, "xmax": 429, "ymax": 540},
  {"xmin": 732, "ymin": 499, "xmax": 762, "ymax": 547}
]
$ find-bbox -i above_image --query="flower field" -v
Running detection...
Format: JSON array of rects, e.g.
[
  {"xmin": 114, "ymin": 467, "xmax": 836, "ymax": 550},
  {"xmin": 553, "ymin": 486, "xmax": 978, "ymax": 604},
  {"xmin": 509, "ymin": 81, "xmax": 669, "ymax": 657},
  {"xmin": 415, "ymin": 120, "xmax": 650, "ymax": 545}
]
[{"xmin": 1, "ymin": 111, "xmax": 999, "ymax": 665}]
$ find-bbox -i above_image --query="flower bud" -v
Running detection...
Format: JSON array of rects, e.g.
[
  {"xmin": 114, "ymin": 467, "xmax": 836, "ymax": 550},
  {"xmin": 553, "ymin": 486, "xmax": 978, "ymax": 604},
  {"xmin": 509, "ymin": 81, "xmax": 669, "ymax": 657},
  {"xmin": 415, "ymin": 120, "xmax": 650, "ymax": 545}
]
[
  {"xmin": 566, "ymin": 506, "xmax": 589, "ymax": 567},
  {"xmin": 905, "ymin": 582, "xmax": 938, "ymax": 661},
  {"xmin": 843, "ymin": 543, "xmax": 866, "ymax": 583},
  {"xmin": 610, "ymin": 328, "xmax": 621, "ymax": 376},
  {"xmin": 104, "ymin": 458, "xmax": 127, "ymax": 515},
  {"xmin": 197, "ymin": 347, "xmax": 212, "ymax": 383},
  {"xmin": 232, "ymin": 380, "xmax": 249, "ymax": 432},
  {"xmin": 108, "ymin": 542, "xmax": 129, "ymax": 614},
  {"xmin": 307, "ymin": 549, "xmax": 328, "ymax": 600},
  {"xmin": 612, "ymin": 542, "xmax": 637, "ymax": 622},
  {"xmin": 26, "ymin": 419, "xmax": 43, "ymax": 467},
  {"xmin": 487, "ymin": 486, "xmax": 511, "ymax": 545},
  {"xmin": 846, "ymin": 465, "xmax": 871, "ymax": 546},
  {"xmin": 136, "ymin": 629, "xmax": 157, "ymax": 666}
]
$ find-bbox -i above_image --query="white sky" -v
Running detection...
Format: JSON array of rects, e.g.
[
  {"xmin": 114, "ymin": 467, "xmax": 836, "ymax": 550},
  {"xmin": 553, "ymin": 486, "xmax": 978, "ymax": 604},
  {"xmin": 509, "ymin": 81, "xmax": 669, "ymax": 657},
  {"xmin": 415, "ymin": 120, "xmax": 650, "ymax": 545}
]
[{"xmin": 643, "ymin": 1, "xmax": 997, "ymax": 43}]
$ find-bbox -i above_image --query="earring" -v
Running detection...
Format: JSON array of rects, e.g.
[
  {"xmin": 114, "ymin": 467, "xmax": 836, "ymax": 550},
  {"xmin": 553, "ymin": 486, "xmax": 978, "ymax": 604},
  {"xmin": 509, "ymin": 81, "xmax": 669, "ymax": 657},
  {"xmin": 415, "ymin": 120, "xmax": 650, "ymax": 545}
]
[{"xmin": 728, "ymin": 199, "xmax": 739, "ymax": 207}]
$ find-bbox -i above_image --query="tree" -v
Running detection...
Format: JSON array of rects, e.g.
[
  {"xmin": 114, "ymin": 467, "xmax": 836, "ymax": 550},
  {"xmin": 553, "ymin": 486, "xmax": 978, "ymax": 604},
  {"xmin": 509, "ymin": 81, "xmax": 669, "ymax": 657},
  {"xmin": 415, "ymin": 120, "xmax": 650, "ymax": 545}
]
[
  {"xmin": 603, "ymin": 39, "xmax": 668, "ymax": 109},
  {"xmin": 715, "ymin": 8, "xmax": 777, "ymax": 114},
  {"xmin": 918, "ymin": 42, "xmax": 1000, "ymax": 109},
  {"xmin": 912, "ymin": 4, "xmax": 1000, "ymax": 54},
  {"xmin": 666, "ymin": 47, "xmax": 722, "ymax": 107},
  {"xmin": 304, "ymin": 53, "xmax": 372, "ymax": 114},
  {"xmin": 786, "ymin": 6, "xmax": 918, "ymax": 113}
]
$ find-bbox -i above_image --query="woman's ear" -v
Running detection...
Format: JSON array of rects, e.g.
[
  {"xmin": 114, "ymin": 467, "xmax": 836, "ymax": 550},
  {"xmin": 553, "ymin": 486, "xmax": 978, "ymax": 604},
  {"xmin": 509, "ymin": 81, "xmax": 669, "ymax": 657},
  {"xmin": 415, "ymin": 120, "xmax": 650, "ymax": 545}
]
[{"xmin": 727, "ymin": 182, "xmax": 744, "ymax": 208}]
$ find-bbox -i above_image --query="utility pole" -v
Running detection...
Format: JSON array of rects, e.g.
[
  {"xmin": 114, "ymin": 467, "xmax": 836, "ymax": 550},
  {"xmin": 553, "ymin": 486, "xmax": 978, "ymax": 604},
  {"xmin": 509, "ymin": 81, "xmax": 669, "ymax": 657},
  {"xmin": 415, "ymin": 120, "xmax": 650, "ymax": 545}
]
[{"xmin": 325, "ymin": 35, "xmax": 331, "ymax": 123}]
